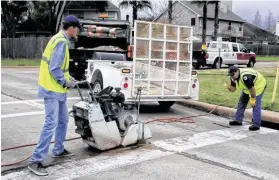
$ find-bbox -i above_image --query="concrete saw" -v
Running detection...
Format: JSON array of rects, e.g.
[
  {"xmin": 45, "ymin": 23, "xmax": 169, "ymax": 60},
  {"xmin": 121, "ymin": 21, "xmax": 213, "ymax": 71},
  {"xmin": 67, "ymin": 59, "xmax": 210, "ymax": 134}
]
[{"xmin": 71, "ymin": 81, "xmax": 152, "ymax": 150}]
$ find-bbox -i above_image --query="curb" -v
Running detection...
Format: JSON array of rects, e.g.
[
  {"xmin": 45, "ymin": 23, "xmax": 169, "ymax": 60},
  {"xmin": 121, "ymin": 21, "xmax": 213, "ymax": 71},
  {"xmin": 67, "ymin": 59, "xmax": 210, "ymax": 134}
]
[
  {"xmin": 179, "ymin": 100, "xmax": 279, "ymax": 124},
  {"xmin": 257, "ymin": 61, "xmax": 278, "ymax": 62},
  {"xmin": 1, "ymin": 66, "xmax": 39, "ymax": 68}
]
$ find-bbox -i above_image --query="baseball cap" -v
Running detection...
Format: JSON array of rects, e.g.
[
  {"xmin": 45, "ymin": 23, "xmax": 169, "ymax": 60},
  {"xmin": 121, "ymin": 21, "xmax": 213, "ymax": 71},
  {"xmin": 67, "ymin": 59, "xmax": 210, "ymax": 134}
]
[
  {"xmin": 63, "ymin": 15, "xmax": 82, "ymax": 29},
  {"xmin": 227, "ymin": 66, "xmax": 238, "ymax": 76}
]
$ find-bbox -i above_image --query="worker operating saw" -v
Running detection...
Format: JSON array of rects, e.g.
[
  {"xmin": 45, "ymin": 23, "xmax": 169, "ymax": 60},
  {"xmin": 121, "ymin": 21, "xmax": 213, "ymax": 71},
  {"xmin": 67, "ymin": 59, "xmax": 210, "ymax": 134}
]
[{"xmin": 225, "ymin": 66, "xmax": 267, "ymax": 131}]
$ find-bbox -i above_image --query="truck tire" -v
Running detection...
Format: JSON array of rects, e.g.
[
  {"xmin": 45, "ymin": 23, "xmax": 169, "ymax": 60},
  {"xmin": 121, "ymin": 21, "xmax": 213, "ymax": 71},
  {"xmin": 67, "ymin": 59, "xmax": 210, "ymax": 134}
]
[
  {"xmin": 92, "ymin": 79, "xmax": 103, "ymax": 93},
  {"xmin": 213, "ymin": 58, "xmax": 222, "ymax": 69},
  {"xmin": 247, "ymin": 58, "xmax": 255, "ymax": 68},
  {"xmin": 158, "ymin": 101, "xmax": 175, "ymax": 110},
  {"xmin": 194, "ymin": 63, "xmax": 201, "ymax": 69}
]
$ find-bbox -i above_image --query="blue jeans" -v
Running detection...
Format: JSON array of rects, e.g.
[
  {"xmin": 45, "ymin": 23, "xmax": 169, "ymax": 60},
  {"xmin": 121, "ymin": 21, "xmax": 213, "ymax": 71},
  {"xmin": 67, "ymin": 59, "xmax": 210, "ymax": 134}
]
[
  {"xmin": 235, "ymin": 89, "xmax": 265, "ymax": 127},
  {"xmin": 29, "ymin": 98, "xmax": 68, "ymax": 164}
]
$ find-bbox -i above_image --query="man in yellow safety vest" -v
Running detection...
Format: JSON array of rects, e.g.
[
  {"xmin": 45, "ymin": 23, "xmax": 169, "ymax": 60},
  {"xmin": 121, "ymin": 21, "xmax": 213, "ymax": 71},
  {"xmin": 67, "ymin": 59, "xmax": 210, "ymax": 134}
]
[
  {"xmin": 28, "ymin": 15, "xmax": 82, "ymax": 176},
  {"xmin": 225, "ymin": 66, "xmax": 267, "ymax": 131}
]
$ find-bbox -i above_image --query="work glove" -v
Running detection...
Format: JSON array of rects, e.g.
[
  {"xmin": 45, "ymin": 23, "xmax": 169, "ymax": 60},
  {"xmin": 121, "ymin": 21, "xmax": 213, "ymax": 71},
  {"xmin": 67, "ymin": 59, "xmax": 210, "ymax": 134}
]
[
  {"xmin": 250, "ymin": 98, "xmax": 256, "ymax": 107},
  {"xmin": 63, "ymin": 80, "xmax": 77, "ymax": 89}
]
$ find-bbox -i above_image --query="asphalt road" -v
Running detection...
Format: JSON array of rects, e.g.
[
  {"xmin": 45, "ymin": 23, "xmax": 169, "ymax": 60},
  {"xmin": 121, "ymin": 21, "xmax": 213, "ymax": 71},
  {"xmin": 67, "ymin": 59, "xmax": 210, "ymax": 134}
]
[{"xmin": 1, "ymin": 68, "xmax": 279, "ymax": 180}]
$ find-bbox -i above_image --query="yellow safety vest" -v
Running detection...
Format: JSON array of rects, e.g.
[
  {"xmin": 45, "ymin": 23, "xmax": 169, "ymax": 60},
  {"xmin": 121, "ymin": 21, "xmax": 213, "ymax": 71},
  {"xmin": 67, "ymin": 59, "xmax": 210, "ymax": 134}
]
[
  {"xmin": 237, "ymin": 68, "xmax": 266, "ymax": 96},
  {"xmin": 38, "ymin": 31, "xmax": 70, "ymax": 93}
]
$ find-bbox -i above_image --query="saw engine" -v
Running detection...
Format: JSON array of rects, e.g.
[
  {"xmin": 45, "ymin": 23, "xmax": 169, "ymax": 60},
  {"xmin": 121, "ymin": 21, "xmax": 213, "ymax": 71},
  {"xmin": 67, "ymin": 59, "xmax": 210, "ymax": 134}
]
[{"xmin": 72, "ymin": 81, "xmax": 152, "ymax": 150}]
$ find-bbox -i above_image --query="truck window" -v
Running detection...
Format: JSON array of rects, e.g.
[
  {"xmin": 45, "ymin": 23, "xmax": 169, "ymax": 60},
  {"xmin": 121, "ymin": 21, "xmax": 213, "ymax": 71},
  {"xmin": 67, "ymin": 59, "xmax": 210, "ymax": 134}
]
[
  {"xmin": 232, "ymin": 44, "xmax": 238, "ymax": 52},
  {"xmin": 239, "ymin": 44, "xmax": 247, "ymax": 52},
  {"xmin": 210, "ymin": 43, "xmax": 217, "ymax": 48},
  {"xmin": 221, "ymin": 43, "xmax": 229, "ymax": 51}
]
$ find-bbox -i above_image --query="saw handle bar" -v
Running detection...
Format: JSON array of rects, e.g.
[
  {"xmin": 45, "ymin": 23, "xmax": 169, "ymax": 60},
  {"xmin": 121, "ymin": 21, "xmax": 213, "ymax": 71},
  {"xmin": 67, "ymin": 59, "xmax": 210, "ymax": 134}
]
[{"xmin": 76, "ymin": 80, "xmax": 97, "ymax": 103}]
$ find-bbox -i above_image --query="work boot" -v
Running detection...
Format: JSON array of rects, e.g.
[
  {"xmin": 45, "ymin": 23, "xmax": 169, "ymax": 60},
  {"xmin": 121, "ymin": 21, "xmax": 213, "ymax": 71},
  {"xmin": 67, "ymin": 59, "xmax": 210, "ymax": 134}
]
[
  {"xmin": 52, "ymin": 149, "xmax": 74, "ymax": 158},
  {"xmin": 229, "ymin": 120, "xmax": 242, "ymax": 126},
  {"xmin": 249, "ymin": 125, "xmax": 260, "ymax": 131},
  {"xmin": 28, "ymin": 162, "xmax": 48, "ymax": 176}
]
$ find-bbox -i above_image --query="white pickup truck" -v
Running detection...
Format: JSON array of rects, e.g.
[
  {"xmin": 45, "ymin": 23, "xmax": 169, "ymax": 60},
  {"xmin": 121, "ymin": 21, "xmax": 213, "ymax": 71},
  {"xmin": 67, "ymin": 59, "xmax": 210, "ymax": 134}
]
[
  {"xmin": 201, "ymin": 41, "xmax": 256, "ymax": 69},
  {"xmin": 85, "ymin": 21, "xmax": 199, "ymax": 109}
]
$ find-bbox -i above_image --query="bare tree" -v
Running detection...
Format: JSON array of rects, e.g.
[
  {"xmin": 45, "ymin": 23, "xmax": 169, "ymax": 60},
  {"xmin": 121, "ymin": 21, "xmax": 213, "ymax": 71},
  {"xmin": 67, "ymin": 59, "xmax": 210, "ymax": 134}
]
[
  {"xmin": 191, "ymin": 1, "xmax": 208, "ymax": 48},
  {"xmin": 212, "ymin": 1, "xmax": 219, "ymax": 41},
  {"xmin": 142, "ymin": 0, "xmax": 168, "ymax": 21},
  {"xmin": 253, "ymin": 10, "xmax": 262, "ymax": 28},
  {"xmin": 265, "ymin": 10, "xmax": 276, "ymax": 32},
  {"xmin": 119, "ymin": 1, "xmax": 152, "ymax": 26},
  {"xmin": 168, "ymin": 0, "xmax": 173, "ymax": 23}
]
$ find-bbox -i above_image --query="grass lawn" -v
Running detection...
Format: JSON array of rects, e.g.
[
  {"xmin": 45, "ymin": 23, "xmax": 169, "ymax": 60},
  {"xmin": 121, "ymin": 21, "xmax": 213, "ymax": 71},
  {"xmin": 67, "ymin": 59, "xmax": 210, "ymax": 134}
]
[
  {"xmin": 256, "ymin": 56, "xmax": 279, "ymax": 62},
  {"xmin": 1, "ymin": 59, "xmax": 41, "ymax": 66},
  {"xmin": 198, "ymin": 67, "xmax": 279, "ymax": 112}
]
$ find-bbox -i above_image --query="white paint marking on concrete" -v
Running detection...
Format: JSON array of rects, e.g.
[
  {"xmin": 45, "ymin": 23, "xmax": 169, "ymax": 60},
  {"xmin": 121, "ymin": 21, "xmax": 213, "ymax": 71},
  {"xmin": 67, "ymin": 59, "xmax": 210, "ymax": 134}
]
[
  {"xmin": 1, "ymin": 97, "xmax": 80, "ymax": 105},
  {"xmin": 1, "ymin": 108, "xmax": 72, "ymax": 119},
  {"xmin": 1, "ymin": 149, "xmax": 173, "ymax": 180},
  {"xmin": 2, "ymin": 126, "xmax": 278, "ymax": 180},
  {"xmin": 152, "ymin": 125, "xmax": 277, "ymax": 152},
  {"xmin": 23, "ymin": 101, "xmax": 45, "ymax": 109}
]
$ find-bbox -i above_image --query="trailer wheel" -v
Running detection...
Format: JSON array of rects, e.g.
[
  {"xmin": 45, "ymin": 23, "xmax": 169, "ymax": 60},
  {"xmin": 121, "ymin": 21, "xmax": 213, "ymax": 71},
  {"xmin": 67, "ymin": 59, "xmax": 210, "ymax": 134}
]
[
  {"xmin": 158, "ymin": 101, "xmax": 175, "ymax": 110},
  {"xmin": 92, "ymin": 79, "xmax": 103, "ymax": 93}
]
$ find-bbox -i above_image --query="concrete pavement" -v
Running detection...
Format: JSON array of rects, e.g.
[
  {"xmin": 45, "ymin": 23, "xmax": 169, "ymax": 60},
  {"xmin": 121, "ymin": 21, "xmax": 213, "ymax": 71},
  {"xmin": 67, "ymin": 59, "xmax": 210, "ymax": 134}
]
[{"xmin": 1, "ymin": 68, "xmax": 279, "ymax": 180}]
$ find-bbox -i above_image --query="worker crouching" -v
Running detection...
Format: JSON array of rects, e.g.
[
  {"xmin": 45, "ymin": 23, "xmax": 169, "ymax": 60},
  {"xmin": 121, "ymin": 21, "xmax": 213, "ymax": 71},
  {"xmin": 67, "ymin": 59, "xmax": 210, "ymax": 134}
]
[{"xmin": 225, "ymin": 66, "xmax": 267, "ymax": 131}]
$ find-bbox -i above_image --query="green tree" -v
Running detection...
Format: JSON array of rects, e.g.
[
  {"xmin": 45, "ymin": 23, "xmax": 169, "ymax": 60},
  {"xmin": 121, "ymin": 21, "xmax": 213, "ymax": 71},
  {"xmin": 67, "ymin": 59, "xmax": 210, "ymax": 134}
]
[
  {"xmin": 119, "ymin": 0, "xmax": 152, "ymax": 27},
  {"xmin": 1, "ymin": 1, "xmax": 29, "ymax": 37},
  {"xmin": 31, "ymin": 1, "xmax": 108, "ymax": 34}
]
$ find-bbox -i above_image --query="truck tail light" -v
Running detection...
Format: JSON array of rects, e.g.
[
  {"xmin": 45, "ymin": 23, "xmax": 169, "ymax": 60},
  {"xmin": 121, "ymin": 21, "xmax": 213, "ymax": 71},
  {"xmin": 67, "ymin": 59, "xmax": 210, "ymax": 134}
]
[
  {"xmin": 127, "ymin": 45, "xmax": 132, "ymax": 59},
  {"xmin": 205, "ymin": 53, "xmax": 209, "ymax": 59},
  {"xmin": 123, "ymin": 83, "xmax": 129, "ymax": 89},
  {"xmin": 122, "ymin": 76, "xmax": 129, "ymax": 89},
  {"xmin": 192, "ymin": 78, "xmax": 198, "ymax": 88}
]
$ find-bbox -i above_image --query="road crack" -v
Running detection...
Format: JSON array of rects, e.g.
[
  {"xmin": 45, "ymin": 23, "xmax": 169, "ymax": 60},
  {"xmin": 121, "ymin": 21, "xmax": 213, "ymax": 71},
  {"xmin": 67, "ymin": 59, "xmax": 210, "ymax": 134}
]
[{"xmin": 178, "ymin": 152, "xmax": 267, "ymax": 180}]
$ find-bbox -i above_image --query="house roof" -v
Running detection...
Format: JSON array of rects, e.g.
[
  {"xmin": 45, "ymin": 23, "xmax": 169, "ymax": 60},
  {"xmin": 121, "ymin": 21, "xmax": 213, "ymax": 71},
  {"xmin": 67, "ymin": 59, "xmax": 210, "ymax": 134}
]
[
  {"xmin": 65, "ymin": 1, "xmax": 119, "ymax": 11},
  {"xmin": 179, "ymin": 1, "xmax": 244, "ymax": 22},
  {"xmin": 243, "ymin": 22, "xmax": 277, "ymax": 39},
  {"xmin": 154, "ymin": 1, "xmax": 244, "ymax": 23}
]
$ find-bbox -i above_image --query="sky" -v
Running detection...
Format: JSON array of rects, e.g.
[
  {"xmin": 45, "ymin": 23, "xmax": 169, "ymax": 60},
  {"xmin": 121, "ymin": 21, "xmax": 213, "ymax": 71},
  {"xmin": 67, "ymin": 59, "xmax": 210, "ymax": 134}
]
[
  {"xmin": 232, "ymin": 0, "xmax": 279, "ymax": 26},
  {"xmin": 112, "ymin": 0, "xmax": 279, "ymax": 28}
]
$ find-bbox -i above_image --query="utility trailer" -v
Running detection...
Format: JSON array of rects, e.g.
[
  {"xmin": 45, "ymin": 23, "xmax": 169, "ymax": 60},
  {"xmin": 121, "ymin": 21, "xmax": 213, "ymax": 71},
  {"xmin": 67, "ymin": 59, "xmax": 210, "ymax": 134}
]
[{"xmin": 86, "ymin": 21, "xmax": 199, "ymax": 109}]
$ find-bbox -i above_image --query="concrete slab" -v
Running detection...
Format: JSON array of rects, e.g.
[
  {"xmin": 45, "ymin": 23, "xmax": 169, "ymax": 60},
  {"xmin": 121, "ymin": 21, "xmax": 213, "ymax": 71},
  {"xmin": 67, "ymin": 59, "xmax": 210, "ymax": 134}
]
[
  {"xmin": 2, "ymin": 67, "xmax": 279, "ymax": 180},
  {"xmin": 78, "ymin": 154, "xmax": 257, "ymax": 180}
]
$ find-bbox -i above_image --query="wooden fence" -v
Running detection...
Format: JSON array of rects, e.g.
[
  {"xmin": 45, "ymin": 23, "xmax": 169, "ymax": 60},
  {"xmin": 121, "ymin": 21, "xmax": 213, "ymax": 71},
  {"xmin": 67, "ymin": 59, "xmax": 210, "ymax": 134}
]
[
  {"xmin": 1, "ymin": 37, "xmax": 279, "ymax": 59},
  {"xmin": 1, "ymin": 37, "xmax": 50, "ymax": 59}
]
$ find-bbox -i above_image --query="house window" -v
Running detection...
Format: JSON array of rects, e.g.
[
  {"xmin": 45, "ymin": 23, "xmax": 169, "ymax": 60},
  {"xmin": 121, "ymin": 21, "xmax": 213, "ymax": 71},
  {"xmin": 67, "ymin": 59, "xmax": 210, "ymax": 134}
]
[
  {"xmin": 229, "ymin": 22, "xmax": 231, "ymax": 25},
  {"xmin": 68, "ymin": 11, "xmax": 84, "ymax": 19},
  {"xmin": 191, "ymin": 18, "xmax": 195, "ymax": 26},
  {"xmin": 239, "ymin": 24, "xmax": 242, "ymax": 31}
]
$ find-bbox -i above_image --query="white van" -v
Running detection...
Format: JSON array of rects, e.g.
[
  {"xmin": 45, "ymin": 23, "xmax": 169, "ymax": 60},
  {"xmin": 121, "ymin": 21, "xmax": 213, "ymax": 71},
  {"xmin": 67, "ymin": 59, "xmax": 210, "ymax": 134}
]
[{"xmin": 205, "ymin": 41, "xmax": 256, "ymax": 68}]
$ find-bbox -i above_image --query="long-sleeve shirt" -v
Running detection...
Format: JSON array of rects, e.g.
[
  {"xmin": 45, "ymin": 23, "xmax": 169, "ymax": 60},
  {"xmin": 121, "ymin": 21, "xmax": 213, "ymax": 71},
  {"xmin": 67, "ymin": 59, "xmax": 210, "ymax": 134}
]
[{"xmin": 38, "ymin": 31, "xmax": 69, "ymax": 102}]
